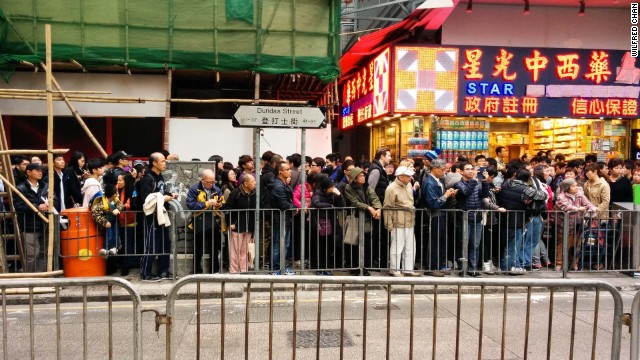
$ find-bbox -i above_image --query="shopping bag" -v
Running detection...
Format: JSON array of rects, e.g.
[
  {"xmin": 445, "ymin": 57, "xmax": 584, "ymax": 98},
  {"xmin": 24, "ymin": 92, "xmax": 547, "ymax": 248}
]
[{"xmin": 343, "ymin": 216, "xmax": 359, "ymax": 245}]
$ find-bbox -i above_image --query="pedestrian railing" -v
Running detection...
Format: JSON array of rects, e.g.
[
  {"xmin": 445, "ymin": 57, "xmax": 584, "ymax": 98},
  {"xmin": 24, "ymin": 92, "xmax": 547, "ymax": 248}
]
[
  {"xmin": 2, "ymin": 206, "xmax": 636, "ymax": 279},
  {"xmin": 0, "ymin": 277, "xmax": 143, "ymax": 360},
  {"xmin": 163, "ymin": 274, "xmax": 625, "ymax": 360},
  {"xmin": 631, "ymin": 290, "xmax": 640, "ymax": 360}
]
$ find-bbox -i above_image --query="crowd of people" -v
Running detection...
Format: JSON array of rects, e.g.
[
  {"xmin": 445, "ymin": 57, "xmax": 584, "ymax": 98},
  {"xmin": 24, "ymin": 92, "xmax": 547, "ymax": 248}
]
[{"xmin": 7, "ymin": 146, "xmax": 640, "ymax": 279}]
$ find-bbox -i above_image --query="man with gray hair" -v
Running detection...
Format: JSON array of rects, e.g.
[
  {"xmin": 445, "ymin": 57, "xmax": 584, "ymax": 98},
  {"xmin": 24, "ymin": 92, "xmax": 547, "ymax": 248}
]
[{"xmin": 422, "ymin": 158, "xmax": 457, "ymax": 276}]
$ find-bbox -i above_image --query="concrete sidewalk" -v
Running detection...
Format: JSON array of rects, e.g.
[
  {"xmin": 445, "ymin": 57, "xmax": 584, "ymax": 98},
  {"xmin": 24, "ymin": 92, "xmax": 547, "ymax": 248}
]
[{"xmin": 2, "ymin": 268, "xmax": 635, "ymax": 305}]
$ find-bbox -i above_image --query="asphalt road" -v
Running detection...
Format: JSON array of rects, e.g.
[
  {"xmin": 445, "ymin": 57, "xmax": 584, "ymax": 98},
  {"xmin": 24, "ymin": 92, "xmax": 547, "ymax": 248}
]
[{"xmin": 0, "ymin": 288, "xmax": 636, "ymax": 359}]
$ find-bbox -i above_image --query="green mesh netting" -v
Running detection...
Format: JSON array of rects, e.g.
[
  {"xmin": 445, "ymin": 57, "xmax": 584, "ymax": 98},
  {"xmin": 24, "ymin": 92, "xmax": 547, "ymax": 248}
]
[{"xmin": 0, "ymin": 0, "xmax": 340, "ymax": 82}]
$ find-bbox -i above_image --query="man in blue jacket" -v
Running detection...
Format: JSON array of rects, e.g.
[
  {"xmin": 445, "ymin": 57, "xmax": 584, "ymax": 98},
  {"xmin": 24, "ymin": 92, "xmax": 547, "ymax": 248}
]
[
  {"xmin": 422, "ymin": 159, "xmax": 457, "ymax": 276},
  {"xmin": 454, "ymin": 162, "xmax": 483, "ymax": 276},
  {"xmin": 269, "ymin": 161, "xmax": 297, "ymax": 275}
]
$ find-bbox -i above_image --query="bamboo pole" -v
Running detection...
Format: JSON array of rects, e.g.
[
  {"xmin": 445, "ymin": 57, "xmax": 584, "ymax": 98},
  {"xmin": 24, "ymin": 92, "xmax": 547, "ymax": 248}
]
[
  {"xmin": 39, "ymin": 64, "xmax": 108, "ymax": 158},
  {"xmin": 163, "ymin": 68, "xmax": 172, "ymax": 151},
  {"xmin": 0, "ymin": 270, "xmax": 63, "ymax": 279},
  {"xmin": 0, "ymin": 89, "xmax": 111, "ymax": 94},
  {"xmin": 0, "ymin": 149, "xmax": 68, "ymax": 155},
  {"xmin": 0, "ymin": 93, "xmax": 310, "ymax": 104},
  {"xmin": 45, "ymin": 24, "xmax": 55, "ymax": 273},
  {"xmin": 0, "ymin": 173, "xmax": 49, "ymax": 223}
]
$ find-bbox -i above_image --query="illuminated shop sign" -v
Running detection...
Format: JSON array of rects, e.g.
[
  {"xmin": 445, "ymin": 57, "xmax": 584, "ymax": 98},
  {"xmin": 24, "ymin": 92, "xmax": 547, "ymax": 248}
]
[
  {"xmin": 341, "ymin": 48, "xmax": 390, "ymax": 129},
  {"xmin": 393, "ymin": 46, "xmax": 459, "ymax": 114},
  {"xmin": 458, "ymin": 46, "xmax": 640, "ymax": 118}
]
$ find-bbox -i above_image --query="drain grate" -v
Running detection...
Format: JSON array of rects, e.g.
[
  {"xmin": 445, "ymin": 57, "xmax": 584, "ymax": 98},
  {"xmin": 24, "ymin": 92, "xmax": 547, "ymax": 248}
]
[
  {"xmin": 289, "ymin": 329, "xmax": 354, "ymax": 348},
  {"xmin": 372, "ymin": 303, "xmax": 400, "ymax": 310}
]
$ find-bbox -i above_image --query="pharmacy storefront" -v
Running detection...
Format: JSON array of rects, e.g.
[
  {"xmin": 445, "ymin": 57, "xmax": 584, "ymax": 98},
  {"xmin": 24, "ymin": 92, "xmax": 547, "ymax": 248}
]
[{"xmin": 340, "ymin": 45, "xmax": 639, "ymax": 163}]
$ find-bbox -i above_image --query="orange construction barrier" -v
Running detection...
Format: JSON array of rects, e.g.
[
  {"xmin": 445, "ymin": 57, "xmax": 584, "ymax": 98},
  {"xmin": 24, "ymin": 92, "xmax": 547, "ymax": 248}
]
[{"xmin": 60, "ymin": 208, "xmax": 106, "ymax": 277}]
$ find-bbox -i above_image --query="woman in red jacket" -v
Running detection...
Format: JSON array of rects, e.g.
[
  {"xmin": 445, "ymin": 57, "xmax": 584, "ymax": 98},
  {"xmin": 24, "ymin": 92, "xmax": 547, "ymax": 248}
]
[{"xmin": 117, "ymin": 173, "xmax": 138, "ymax": 276}]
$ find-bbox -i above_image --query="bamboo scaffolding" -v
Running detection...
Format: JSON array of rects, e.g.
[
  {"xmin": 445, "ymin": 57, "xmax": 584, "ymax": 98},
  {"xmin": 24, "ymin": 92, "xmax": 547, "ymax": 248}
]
[
  {"xmin": 45, "ymin": 25, "xmax": 55, "ymax": 273},
  {"xmin": 163, "ymin": 69, "xmax": 172, "ymax": 151},
  {"xmin": 0, "ymin": 92, "xmax": 310, "ymax": 104},
  {"xmin": 0, "ymin": 149, "xmax": 68, "ymax": 155},
  {"xmin": 0, "ymin": 174, "xmax": 49, "ymax": 224},
  {"xmin": 39, "ymin": 63, "xmax": 108, "ymax": 158}
]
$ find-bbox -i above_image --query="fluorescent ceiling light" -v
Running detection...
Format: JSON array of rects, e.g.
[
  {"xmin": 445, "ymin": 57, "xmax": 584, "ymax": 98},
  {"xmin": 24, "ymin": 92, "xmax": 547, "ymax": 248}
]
[{"xmin": 417, "ymin": 0, "xmax": 454, "ymax": 9}]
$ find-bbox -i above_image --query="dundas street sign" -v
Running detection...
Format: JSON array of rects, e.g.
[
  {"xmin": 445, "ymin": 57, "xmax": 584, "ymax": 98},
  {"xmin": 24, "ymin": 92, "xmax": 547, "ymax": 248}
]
[{"xmin": 232, "ymin": 105, "xmax": 326, "ymax": 129}]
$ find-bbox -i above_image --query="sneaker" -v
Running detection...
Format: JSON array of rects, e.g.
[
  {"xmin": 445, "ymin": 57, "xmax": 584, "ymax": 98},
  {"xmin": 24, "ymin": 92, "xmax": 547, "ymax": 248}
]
[
  {"xmin": 509, "ymin": 267, "xmax": 526, "ymax": 275},
  {"xmin": 159, "ymin": 271, "xmax": 173, "ymax": 280},
  {"xmin": 141, "ymin": 274, "xmax": 161, "ymax": 282},
  {"xmin": 284, "ymin": 268, "xmax": 296, "ymax": 276},
  {"xmin": 108, "ymin": 247, "xmax": 118, "ymax": 256},
  {"xmin": 439, "ymin": 267, "xmax": 452, "ymax": 275},
  {"xmin": 99, "ymin": 249, "xmax": 108, "ymax": 259},
  {"xmin": 482, "ymin": 261, "xmax": 492, "ymax": 272},
  {"xmin": 390, "ymin": 270, "xmax": 403, "ymax": 277},
  {"xmin": 271, "ymin": 271, "xmax": 282, "ymax": 275},
  {"xmin": 323, "ymin": 271, "xmax": 333, "ymax": 276},
  {"xmin": 468, "ymin": 271, "xmax": 481, "ymax": 277}
]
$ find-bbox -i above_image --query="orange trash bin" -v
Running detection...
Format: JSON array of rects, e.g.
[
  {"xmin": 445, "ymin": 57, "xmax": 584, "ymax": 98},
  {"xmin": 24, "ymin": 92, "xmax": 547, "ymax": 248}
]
[{"xmin": 60, "ymin": 208, "xmax": 106, "ymax": 277}]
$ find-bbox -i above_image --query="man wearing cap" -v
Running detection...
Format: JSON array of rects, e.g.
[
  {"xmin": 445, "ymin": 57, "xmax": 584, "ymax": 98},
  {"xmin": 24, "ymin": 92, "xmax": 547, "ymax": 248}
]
[
  {"xmin": 383, "ymin": 166, "xmax": 419, "ymax": 277},
  {"xmin": 13, "ymin": 163, "xmax": 59, "ymax": 272},
  {"xmin": 103, "ymin": 150, "xmax": 130, "ymax": 186}
]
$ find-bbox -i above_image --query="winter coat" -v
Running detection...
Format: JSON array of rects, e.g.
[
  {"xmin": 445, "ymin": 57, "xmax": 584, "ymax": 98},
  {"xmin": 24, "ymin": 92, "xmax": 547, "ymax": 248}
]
[
  {"xmin": 91, "ymin": 196, "xmax": 125, "ymax": 228},
  {"xmin": 81, "ymin": 177, "xmax": 102, "ymax": 208},
  {"xmin": 454, "ymin": 178, "xmax": 483, "ymax": 213},
  {"xmin": 344, "ymin": 167, "xmax": 382, "ymax": 214},
  {"xmin": 583, "ymin": 177, "xmax": 610, "ymax": 219},
  {"xmin": 554, "ymin": 190, "xmax": 597, "ymax": 230},
  {"xmin": 223, "ymin": 185, "xmax": 256, "ymax": 233},
  {"xmin": 367, "ymin": 159, "xmax": 389, "ymax": 204},
  {"xmin": 293, "ymin": 182, "xmax": 312, "ymax": 208},
  {"xmin": 422, "ymin": 173, "xmax": 452, "ymax": 212},
  {"xmin": 311, "ymin": 189, "xmax": 346, "ymax": 219},
  {"xmin": 383, "ymin": 178, "xmax": 415, "ymax": 230},
  {"xmin": 13, "ymin": 180, "xmax": 57, "ymax": 232}
]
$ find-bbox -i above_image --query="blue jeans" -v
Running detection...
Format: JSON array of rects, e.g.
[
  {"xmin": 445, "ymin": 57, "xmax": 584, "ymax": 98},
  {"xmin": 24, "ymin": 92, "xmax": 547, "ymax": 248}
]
[
  {"xmin": 105, "ymin": 222, "xmax": 120, "ymax": 250},
  {"xmin": 271, "ymin": 218, "xmax": 292, "ymax": 271},
  {"xmin": 521, "ymin": 215, "xmax": 542, "ymax": 267},
  {"xmin": 501, "ymin": 227, "xmax": 524, "ymax": 270},
  {"xmin": 467, "ymin": 221, "xmax": 484, "ymax": 271}
]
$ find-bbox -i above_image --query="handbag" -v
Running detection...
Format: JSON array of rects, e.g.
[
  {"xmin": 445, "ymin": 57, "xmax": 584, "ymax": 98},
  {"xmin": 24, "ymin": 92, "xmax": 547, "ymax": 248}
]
[
  {"xmin": 343, "ymin": 215, "xmax": 359, "ymax": 245},
  {"xmin": 317, "ymin": 218, "xmax": 333, "ymax": 236}
]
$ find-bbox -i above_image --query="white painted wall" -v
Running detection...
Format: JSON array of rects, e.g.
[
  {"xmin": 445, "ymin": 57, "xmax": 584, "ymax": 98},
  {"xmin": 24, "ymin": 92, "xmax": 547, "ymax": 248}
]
[
  {"xmin": 168, "ymin": 117, "xmax": 332, "ymax": 163},
  {"xmin": 0, "ymin": 72, "xmax": 166, "ymax": 117},
  {"xmin": 442, "ymin": 4, "xmax": 628, "ymax": 50}
]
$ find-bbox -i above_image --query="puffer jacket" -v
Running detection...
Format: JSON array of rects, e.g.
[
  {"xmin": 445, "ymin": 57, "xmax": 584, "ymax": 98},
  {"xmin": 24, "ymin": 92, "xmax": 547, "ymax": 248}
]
[
  {"xmin": 554, "ymin": 190, "xmax": 597, "ymax": 230},
  {"xmin": 91, "ymin": 196, "xmax": 125, "ymax": 228},
  {"xmin": 454, "ymin": 178, "xmax": 482, "ymax": 210},
  {"xmin": 383, "ymin": 178, "xmax": 415, "ymax": 230}
]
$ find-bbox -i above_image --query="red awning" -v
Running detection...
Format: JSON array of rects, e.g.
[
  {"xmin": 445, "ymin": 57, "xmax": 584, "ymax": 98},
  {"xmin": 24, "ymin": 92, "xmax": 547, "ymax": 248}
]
[{"xmin": 340, "ymin": 2, "xmax": 460, "ymax": 80}]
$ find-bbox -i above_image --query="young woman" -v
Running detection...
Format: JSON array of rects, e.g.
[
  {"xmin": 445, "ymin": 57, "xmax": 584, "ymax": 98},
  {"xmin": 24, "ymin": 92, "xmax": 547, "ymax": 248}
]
[
  {"xmin": 220, "ymin": 169, "xmax": 237, "ymax": 200},
  {"xmin": 116, "ymin": 173, "xmax": 138, "ymax": 276},
  {"xmin": 63, "ymin": 151, "xmax": 88, "ymax": 208}
]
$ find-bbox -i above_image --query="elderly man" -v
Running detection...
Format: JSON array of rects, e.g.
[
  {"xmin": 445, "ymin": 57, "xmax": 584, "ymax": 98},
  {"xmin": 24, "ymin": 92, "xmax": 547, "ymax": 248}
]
[
  {"xmin": 422, "ymin": 159, "xmax": 457, "ymax": 276},
  {"xmin": 186, "ymin": 168, "xmax": 223, "ymax": 274},
  {"xmin": 384, "ymin": 166, "xmax": 419, "ymax": 277}
]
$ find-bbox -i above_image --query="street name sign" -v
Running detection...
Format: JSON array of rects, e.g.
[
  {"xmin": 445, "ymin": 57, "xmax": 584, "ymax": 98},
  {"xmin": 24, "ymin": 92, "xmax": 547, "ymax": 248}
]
[{"xmin": 232, "ymin": 105, "xmax": 326, "ymax": 129}]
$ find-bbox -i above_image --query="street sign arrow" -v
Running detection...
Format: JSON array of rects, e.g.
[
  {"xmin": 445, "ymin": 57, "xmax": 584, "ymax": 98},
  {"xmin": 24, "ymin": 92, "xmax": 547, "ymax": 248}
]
[{"xmin": 232, "ymin": 105, "xmax": 326, "ymax": 129}]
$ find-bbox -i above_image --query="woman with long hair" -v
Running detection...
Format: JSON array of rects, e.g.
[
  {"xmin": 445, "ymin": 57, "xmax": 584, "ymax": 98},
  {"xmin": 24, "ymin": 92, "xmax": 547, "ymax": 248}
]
[
  {"xmin": 117, "ymin": 173, "xmax": 138, "ymax": 276},
  {"xmin": 63, "ymin": 151, "xmax": 88, "ymax": 208}
]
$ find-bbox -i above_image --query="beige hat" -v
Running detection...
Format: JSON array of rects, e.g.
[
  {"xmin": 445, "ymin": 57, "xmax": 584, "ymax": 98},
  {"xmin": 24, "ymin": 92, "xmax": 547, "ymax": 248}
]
[{"xmin": 395, "ymin": 166, "xmax": 415, "ymax": 176}]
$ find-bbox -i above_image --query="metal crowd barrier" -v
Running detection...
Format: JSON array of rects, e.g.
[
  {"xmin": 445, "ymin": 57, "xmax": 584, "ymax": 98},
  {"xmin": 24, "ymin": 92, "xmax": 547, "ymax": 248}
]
[
  {"xmin": 4, "ymin": 206, "xmax": 637, "ymax": 279},
  {"xmin": 0, "ymin": 277, "xmax": 142, "ymax": 360},
  {"xmin": 164, "ymin": 274, "xmax": 625, "ymax": 360},
  {"xmin": 632, "ymin": 290, "xmax": 640, "ymax": 360}
]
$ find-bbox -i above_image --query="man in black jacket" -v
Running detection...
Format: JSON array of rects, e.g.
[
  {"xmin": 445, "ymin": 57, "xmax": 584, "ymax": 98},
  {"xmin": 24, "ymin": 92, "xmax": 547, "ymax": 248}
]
[
  {"xmin": 454, "ymin": 162, "xmax": 484, "ymax": 275},
  {"xmin": 13, "ymin": 163, "xmax": 58, "ymax": 272},
  {"xmin": 366, "ymin": 147, "xmax": 391, "ymax": 270}
]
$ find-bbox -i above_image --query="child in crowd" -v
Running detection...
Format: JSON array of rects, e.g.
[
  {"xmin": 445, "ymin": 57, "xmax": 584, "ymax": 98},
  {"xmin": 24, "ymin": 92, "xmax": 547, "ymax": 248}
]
[{"xmin": 91, "ymin": 184, "xmax": 125, "ymax": 259}]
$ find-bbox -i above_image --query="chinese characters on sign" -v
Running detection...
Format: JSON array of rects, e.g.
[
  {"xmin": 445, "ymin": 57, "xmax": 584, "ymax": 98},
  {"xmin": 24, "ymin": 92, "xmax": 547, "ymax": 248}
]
[
  {"xmin": 570, "ymin": 98, "xmax": 638, "ymax": 117},
  {"xmin": 232, "ymin": 106, "xmax": 325, "ymax": 129}
]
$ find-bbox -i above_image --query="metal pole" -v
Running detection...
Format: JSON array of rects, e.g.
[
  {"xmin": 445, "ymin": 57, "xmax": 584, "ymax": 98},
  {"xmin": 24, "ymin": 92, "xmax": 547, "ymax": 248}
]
[
  {"xmin": 563, "ymin": 212, "xmax": 570, "ymax": 278},
  {"xmin": 253, "ymin": 73, "xmax": 261, "ymax": 271},
  {"xmin": 359, "ymin": 210, "xmax": 365, "ymax": 275},
  {"xmin": 300, "ymin": 129, "xmax": 306, "ymax": 271}
]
